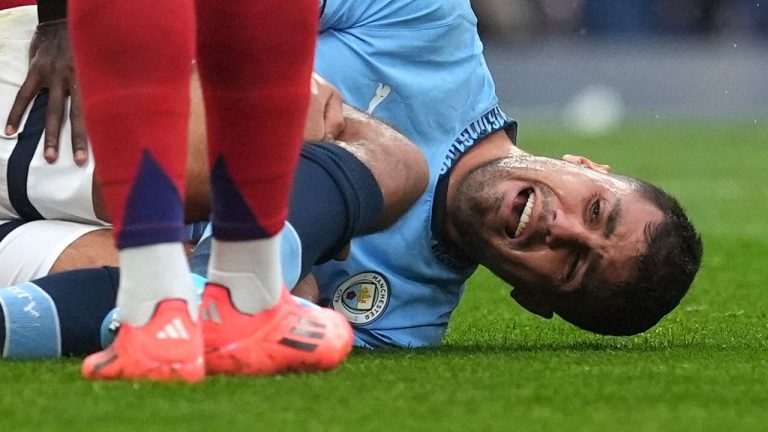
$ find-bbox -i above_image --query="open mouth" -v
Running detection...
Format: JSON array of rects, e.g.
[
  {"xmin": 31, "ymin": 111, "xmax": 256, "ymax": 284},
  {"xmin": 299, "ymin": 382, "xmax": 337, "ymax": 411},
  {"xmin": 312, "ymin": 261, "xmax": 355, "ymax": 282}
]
[{"xmin": 507, "ymin": 188, "xmax": 535, "ymax": 239}]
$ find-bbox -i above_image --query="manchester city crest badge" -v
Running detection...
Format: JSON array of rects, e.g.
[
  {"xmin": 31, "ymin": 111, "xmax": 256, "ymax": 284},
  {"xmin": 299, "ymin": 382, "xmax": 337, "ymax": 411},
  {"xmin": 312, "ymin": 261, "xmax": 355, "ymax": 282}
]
[{"xmin": 331, "ymin": 272, "xmax": 390, "ymax": 325}]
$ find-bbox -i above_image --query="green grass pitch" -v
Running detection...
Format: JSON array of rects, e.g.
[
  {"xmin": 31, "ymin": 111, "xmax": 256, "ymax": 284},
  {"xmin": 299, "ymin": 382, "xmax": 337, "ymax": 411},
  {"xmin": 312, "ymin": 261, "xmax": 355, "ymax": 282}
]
[{"xmin": 1, "ymin": 121, "xmax": 767, "ymax": 432}]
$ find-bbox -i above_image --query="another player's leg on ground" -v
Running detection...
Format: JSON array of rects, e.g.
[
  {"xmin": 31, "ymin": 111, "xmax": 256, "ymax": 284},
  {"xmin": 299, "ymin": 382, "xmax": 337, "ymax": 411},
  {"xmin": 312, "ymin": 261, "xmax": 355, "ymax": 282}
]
[
  {"xmin": 195, "ymin": 0, "xmax": 353, "ymax": 374},
  {"xmin": 69, "ymin": 0, "xmax": 203, "ymax": 382}
]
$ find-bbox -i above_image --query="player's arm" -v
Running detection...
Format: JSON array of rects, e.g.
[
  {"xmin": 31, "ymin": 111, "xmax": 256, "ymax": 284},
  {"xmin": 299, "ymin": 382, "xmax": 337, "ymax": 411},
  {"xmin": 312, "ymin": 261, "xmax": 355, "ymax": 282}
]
[
  {"xmin": 182, "ymin": 70, "xmax": 427, "ymax": 230},
  {"xmin": 335, "ymin": 105, "xmax": 427, "ymax": 231},
  {"xmin": 299, "ymin": 102, "xmax": 428, "ymax": 260},
  {"xmin": 284, "ymin": 105, "xmax": 427, "ymax": 302}
]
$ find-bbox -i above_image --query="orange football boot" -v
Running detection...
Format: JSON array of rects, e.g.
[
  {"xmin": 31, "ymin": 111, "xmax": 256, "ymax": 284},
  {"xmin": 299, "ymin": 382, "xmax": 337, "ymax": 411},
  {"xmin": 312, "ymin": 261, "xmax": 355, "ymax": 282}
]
[
  {"xmin": 82, "ymin": 299, "xmax": 205, "ymax": 383},
  {"xmin": 200, "ymin": 284, "xmax": 354, "ymax": 375}
]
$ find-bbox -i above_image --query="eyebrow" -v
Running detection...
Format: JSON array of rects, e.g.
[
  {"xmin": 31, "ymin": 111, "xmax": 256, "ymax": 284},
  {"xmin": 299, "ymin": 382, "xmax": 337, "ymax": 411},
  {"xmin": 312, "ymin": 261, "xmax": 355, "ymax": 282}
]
[{"xmin": 603, "ymin": 199, "xmax": 622, "ymax": 239}]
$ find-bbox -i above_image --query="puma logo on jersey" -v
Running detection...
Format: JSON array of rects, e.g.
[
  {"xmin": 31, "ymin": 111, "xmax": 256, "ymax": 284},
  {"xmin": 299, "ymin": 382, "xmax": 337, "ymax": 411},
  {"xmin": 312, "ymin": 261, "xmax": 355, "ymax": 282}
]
[
  {"xmin": 367, "ymin": 83, "xmax": 391, "ymax": 114},
  {"xmin": 156, "ymin": 318, "xmax": 191, "ymax": 340}
]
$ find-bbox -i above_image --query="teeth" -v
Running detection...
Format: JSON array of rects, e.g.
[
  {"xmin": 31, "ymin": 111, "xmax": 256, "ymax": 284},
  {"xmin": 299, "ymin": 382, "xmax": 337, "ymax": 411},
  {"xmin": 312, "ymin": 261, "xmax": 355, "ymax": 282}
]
[{"xmin": 514, "ymin": 191, "xmax": 535, "ymax": 238}]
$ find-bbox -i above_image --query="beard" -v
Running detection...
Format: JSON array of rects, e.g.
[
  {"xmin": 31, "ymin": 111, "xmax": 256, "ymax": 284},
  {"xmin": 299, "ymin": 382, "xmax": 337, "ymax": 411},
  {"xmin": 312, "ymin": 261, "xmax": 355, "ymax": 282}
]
[
  {"xmin": 448, "ymin": 157, "xmax": 515, "ymax": 262},
  {"xmin": 446, "ymin": 154, "xmax": 552, "ymax": 264}
]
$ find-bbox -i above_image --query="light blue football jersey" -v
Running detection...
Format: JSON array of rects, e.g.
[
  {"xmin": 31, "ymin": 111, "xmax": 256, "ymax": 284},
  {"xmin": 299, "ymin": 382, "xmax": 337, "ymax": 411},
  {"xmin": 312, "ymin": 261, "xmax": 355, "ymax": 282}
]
[{"xmin": 313, "ymin": 0, "xmax": 516, "ymax": 348}]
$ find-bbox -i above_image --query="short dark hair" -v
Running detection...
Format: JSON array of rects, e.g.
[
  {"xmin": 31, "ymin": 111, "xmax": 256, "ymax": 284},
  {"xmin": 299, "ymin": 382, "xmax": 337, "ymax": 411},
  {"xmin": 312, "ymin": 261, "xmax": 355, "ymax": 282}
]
[{"xmin": 554, "ymin": 179, "xmax": 703, "ymax": 336}]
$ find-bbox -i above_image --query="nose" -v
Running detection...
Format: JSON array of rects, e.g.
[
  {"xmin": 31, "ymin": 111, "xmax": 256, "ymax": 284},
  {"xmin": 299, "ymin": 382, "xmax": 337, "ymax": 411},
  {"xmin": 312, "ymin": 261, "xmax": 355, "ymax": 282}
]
[{"xmin": 546, "ymin": 209, "xmax": 591, "ymax": 248}]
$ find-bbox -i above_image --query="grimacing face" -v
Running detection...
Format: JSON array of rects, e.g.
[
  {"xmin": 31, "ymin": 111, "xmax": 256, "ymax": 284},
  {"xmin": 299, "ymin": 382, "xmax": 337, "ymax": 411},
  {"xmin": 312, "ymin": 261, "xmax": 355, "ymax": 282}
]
[{"xmin": 446, "ymin": 153, "xmax": 664, "ymax": 309}]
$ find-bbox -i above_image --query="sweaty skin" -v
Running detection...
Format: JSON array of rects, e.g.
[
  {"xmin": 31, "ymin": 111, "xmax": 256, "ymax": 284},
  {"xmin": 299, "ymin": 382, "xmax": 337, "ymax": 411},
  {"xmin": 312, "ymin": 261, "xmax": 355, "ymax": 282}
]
[{"xmin": 443, "ymin": 130, "xmax": 663, "ymax": 315}]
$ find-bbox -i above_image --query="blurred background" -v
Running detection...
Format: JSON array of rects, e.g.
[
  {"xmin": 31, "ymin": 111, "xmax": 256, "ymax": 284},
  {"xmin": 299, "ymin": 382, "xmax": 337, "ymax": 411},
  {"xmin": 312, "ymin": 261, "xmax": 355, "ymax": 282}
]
[{"xmin": 471, "ymin": 0, "xmax": 767, "ymax": 133}]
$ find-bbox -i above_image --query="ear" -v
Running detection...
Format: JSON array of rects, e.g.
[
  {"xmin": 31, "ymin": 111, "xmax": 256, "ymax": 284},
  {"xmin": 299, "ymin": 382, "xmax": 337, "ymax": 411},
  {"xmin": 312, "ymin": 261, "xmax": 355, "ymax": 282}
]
[
  {"xmin": 562, "ymin": 154, "xmax": 611, "ymax": 173},
  {"xmin": 510, "ymin": 288, "xmax": 555, "ymax": 319}
]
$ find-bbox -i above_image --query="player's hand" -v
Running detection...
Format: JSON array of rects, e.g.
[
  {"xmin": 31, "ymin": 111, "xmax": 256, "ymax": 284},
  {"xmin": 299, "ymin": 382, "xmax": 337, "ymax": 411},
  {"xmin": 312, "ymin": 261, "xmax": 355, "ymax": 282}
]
[
  {"xmin": 303, "ymin": 73, "xmax": 345, "ymax": 142},
  {"xmin": 5, "ymin": 19, "xmax": 88, "ymax": 166},
  {"xmin": 292, "ymin": 273, "xmax": 321, "ymax": 304}
]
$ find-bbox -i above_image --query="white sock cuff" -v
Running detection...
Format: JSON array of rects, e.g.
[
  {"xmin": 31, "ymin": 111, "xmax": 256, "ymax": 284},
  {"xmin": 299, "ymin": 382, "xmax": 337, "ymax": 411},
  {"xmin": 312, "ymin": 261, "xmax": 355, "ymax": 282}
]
[
  {"xmin": 116, "ymin": 242, "xmax": 197, "ymax": 326},
  {"xmin": 207, "ymin": 236, "xmax": 282, "ymax": 314}
]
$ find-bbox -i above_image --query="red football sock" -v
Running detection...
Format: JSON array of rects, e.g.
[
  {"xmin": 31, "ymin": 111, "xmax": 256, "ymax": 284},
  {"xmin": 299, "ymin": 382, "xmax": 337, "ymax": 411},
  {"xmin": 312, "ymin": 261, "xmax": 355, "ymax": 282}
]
[
  {"xmin": 69, "ymin": 0, "xmax": 194, "ymax": 247},
  {"xmin": 195, "ymin": 0, "xmax": 318, "ymax": 239}
]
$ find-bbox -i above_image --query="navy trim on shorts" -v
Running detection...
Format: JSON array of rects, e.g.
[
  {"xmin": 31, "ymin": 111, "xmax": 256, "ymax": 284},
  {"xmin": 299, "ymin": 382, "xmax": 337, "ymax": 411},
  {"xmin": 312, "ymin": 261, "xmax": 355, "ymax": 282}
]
[
  {"xmin": 0, "ymin": 220, "xmax": 25, "ymax": 244},
  {"xmin": 7, "ymin": 92, "xmax": 47, "ymax": 221}
]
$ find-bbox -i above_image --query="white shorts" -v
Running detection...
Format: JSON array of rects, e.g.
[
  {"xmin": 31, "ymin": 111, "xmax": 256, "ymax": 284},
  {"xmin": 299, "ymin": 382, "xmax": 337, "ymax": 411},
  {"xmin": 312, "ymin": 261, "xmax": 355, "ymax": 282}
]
[
  {"xmin": 0, "ymin": 219, "xmax": 108, "ymax": 286},
  {"xmin": 0, "ymin": 6, "xmax": 103, "ymax": 224}
]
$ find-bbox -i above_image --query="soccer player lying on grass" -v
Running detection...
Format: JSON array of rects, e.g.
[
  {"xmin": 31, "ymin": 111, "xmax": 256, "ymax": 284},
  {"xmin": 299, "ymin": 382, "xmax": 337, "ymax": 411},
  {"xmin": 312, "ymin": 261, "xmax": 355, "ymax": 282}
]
[
  {"xmin": 299, "ymin": 0, "xmax": 703, "ymax": 346},
  {"xmin": 1, "ymin": 1, "xmax": 702, "ymax": 355}
]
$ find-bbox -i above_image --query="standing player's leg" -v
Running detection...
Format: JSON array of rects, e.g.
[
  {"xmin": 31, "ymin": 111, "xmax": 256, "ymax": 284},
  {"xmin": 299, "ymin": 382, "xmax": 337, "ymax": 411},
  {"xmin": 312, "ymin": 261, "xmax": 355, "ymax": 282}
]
[
  {"xmin": 194, "ymin": 0, "xmax": 353, "ymax": 375},
  {"xmin": 68, "ymin": 0, "xmax": 203, "ymax": 382}
]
